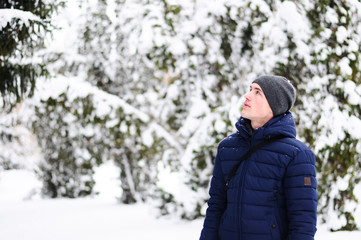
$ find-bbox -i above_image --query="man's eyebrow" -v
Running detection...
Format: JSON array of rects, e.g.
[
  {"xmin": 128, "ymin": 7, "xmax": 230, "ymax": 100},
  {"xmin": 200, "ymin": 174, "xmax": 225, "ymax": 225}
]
[{"xmin": 250, "ymin": 86, "xmax": 263, "ymax": 92}]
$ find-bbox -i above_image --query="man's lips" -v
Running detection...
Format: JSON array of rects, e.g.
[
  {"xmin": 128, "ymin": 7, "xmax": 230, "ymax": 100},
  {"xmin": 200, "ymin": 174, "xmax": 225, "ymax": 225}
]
[{"xmin": 244, "ymin": 103, "xmax": 250, "ymax": 108}]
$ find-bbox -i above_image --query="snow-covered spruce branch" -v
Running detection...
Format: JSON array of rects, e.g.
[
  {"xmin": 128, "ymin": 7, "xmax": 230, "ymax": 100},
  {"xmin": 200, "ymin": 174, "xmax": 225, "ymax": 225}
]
[{"xmin": 0, "ymin": 9, "xmax": 43, "ymax": 29}]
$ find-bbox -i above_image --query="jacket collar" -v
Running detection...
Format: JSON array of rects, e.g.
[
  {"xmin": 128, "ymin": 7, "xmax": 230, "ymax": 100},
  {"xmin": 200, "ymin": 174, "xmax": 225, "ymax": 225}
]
[{"xmin": 235, "ymin": 111, "xmax": 296, "ymax": 145}]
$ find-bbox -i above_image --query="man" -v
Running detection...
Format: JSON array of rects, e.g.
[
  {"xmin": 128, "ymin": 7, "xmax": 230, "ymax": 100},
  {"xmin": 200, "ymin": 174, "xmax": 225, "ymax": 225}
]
[{"xmin": 200, "ymin": 75, "xmax": 317, "ymax": 240}]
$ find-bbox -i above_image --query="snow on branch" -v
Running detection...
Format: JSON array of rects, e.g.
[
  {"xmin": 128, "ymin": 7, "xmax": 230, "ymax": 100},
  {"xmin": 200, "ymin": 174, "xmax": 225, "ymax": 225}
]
[
  {"xmin": 0, "ymin": 9, "xmax": 42, "ymax": 29},
  {"xmin": 33, "ymin": 76, "xmax": 184, "ymax": 154}
]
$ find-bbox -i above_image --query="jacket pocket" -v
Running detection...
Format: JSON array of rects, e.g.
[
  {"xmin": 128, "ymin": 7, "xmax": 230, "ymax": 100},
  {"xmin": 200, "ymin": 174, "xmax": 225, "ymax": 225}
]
[{"xmin": 266, "ymin": 215, "xmax": 281, "ymax": 240}]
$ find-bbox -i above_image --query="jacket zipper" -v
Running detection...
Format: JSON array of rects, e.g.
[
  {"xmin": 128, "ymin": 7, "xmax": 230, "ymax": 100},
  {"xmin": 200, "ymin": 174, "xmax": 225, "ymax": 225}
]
[
  {"xmin": 238, "ymin": 160, "xmax": 249, "ymax": 239},
  {"xmin": 237, "ymin": 139, "xmax": 252, "ymax": 239}
]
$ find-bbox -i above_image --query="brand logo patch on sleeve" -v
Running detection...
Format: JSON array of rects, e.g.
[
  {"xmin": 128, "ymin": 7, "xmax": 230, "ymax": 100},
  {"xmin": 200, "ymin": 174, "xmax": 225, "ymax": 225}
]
[{"xmin": 304, "ymin": 177, "xmax": 312, "ymax": 186}]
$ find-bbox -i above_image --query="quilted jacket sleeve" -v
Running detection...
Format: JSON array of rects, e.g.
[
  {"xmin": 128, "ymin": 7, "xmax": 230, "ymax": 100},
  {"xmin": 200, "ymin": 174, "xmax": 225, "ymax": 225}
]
[
  {"xmin": 285, "ymin": 149, "xmax": 318, "ymax": 240},
  {"xmin": 199, "ymin": 148, "xmax": 227, "ymax": 240}
]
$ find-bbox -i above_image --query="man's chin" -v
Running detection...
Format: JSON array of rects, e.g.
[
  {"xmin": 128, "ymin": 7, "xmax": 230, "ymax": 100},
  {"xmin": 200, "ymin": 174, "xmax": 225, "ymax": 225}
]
[{"xmin": 241, "ymin": 110, "xmax": 249, "ymax": 118}]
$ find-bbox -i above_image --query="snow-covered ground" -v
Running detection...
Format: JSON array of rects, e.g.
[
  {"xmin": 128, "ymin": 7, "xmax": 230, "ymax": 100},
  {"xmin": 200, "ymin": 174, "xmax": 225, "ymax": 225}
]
[
  {"xmin": 1, "ymin": 164, "xmax": 361, "ymax": 240},
  {"xmin": 0, "ymin": 164, "xmax": 202, "ymax": 240}
]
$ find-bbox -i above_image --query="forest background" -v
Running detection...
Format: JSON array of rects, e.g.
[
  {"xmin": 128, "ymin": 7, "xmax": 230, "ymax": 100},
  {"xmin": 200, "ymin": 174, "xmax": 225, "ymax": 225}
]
[{"xmin": 1, "ymin": 0, "xmax": 361, "ymax": 235}]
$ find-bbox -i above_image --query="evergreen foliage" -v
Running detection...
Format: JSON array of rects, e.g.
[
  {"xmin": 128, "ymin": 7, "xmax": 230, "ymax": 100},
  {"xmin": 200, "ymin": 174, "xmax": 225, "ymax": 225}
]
[{"xmin": 0, "ymin": 0, "xmax": 64, "ymax": 108}]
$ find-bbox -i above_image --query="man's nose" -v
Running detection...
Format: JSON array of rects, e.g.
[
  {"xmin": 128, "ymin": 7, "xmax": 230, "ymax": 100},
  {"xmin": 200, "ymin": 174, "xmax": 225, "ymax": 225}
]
[{"xmin": 244, "ymin": 92, "xmax": 251, "ymax": 100}]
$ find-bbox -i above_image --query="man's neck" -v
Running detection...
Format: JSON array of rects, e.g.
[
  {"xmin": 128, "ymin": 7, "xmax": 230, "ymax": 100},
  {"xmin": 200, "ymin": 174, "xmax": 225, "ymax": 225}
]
[
  {"xmin": 251, "ymin": 121, "xmax": 264, "ymax": 130},
  {"xmin": 251, "ymin": 116, "xmax": 273, "ymax": 130}
]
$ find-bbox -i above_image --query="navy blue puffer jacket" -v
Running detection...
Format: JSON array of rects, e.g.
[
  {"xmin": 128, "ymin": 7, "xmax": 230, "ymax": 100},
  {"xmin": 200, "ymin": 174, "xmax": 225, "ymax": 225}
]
[{"xmin": 200, "ymin": 112, "xmax": 317, "ymax": 240}]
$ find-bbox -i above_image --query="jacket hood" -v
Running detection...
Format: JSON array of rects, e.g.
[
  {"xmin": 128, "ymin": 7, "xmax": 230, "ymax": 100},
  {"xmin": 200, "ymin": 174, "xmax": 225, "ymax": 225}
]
[{"xmin": 235, "ymin": 111, "xmax": 297, "ymax": 144}]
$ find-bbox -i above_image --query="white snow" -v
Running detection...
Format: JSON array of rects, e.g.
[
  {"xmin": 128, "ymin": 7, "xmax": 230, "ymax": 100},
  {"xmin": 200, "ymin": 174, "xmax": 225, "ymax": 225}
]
[
  {"xmin": 336, "ymin": 26, "xmax": 348, "ymax": 43},
  {"xmin": 339, "ymin": 57, "xmax": 353, "ymax": 76},
  {"xmin": 344, "ymin": 80, "xmax": 361, "ymax": 105}
]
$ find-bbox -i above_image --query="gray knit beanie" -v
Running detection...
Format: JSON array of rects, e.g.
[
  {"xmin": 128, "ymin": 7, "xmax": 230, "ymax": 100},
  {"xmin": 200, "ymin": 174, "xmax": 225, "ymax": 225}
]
[{"xmin": 252, "ymin": 75, "xmax": 296, "ymax": 117}]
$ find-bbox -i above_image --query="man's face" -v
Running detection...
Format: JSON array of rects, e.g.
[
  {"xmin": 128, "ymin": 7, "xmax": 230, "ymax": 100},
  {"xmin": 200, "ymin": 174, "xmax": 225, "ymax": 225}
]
[{"xmin": 241, "ymin": 83, "xmax": 273, "ymax": 126}]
